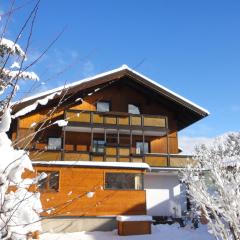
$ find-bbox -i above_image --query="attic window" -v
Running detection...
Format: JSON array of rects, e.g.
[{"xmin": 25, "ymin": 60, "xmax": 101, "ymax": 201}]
[
  {"xmin": 97, "ymin": 101, "xmax": 110, "ymax": 112},
  {"xmin": 128, "ymin": 104, "xmax": 140, "ymax": 114}
]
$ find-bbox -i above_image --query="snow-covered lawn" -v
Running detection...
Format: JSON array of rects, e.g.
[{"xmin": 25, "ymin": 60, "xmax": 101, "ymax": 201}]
[{"xmin": 41, "ymin": 224, "xmax": 215, "ymax": 240}]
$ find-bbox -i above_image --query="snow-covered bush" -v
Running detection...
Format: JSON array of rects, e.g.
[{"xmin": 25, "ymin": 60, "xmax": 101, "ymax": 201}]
[
  {"xmin": 0, "ymin": 20, "xmax": 42, "ymax": 240},
  {"xmin": 182, "ymin": 132, "xmax": 240, "ymax": 240}
]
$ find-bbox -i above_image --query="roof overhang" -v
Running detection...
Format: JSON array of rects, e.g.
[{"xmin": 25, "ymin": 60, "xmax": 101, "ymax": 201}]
[{"xmin": 12, "ymin": 65, "xmax": 209, "ymax": 130}]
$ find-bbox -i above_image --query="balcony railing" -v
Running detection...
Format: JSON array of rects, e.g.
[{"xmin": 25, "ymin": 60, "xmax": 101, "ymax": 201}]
[
  {"xmin": 29, "ymin": 149, "xmax": 194, "ymax": 168},
  {"xmin": 65, "ymin": 110, "xmax": 167, "ymax": 129}
]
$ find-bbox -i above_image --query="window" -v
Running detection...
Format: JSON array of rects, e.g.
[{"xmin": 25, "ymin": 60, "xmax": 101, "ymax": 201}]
[
  {"xmin": 105, "ymin": 173, "xmax": 143, "ymax": 190},
  {"xmin": 128, "ymin": 104, "xmax": 140, "ymax": 114},
  {"xmin": 48, "ymin": 138, "xmax": 61, "ymax": 150},
  {"xmin": 136, "ymin": 142, "xmax": 149, "ymax": 154},
  {"xmin": 92, "ymin": 139, "xmax": 105, "ymax": 153},
  {"xmin": 38, "ymin": 171, "xmax": 59, "ymax": 192},
  {"xmin": 97, "ymin": 101, "xmax": 110, "ymax": 112}
]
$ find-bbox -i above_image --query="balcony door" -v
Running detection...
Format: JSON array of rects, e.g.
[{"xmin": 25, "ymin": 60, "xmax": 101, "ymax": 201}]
[
  {"xmin": 136, "ymin": 142, "xmax": 149, "ymax": 154},
  {"xmin": 92, "ymin": 139, "xmax": 105, "ymax": 153}
]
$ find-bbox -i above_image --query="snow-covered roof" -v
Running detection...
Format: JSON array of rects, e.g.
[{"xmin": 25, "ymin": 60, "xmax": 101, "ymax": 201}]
[
  {"xmin": 126, "ymin": 65, "xmax": 209, "ymax": 115},
  {"xmin": 32, "ymin": 161, "xmax": 150, "ymax": 169},
  {"xmin": 15, "ymin": 65, "xmax": 209, "ymax": 116},
  {"xmin": 15, "ymin": 66, "xmax": 125, "ymax": 104}
]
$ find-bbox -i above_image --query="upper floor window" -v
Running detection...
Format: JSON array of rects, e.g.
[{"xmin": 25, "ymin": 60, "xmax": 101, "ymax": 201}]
[
  {"xmin": 38, "ymin": 171, "xmax": 59, "ymax": 192},
  {"xmin": 136, "ymin": 142, "xmax": 149, "ymax": 154},
  {"xmin": 105, "ymin": 173, "xmax": 143, "ymax": 190},
  {"xmin": 92, "ymin": 139, "xmax": 105, "ymax": 153},
  {"xmin": 48, "ymin": 138, "xmax": 61, "ymax": 150},
  {"xmin": 128, "ymin": 104, "xmax": 140, "ymax": 114},
  {"xmin": 97, "ymin": 101, "xmax": 110, "ymax": 112}
]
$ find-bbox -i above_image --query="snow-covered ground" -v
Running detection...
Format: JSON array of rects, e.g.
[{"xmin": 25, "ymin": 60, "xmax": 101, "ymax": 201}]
[{"xmin": 41, "ymin": 224, "xmax": 215, "ymax": 240}]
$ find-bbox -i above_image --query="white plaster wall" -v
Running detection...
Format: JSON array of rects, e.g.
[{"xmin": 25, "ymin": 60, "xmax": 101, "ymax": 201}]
[{"xmin": 144, "ymin": 173, "xmax": 186, "ymax": 217}]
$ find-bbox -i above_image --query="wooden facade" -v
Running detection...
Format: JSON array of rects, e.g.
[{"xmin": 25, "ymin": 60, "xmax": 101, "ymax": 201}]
[
  {"xmin": 11, "ymin": 66, "xmax": 207, "ymax": 219},
  {"xmin": 13, "ymin": 82, "xmax": 187, "ymax": 167},
  {"xmin": 26, "ymin": 165, "xmax": 146, "ymax": 217}
]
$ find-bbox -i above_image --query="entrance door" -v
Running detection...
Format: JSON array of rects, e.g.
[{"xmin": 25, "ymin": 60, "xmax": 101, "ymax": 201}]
[{"xmin": 144, "ymin": 174, "xmax": 186, "ymax": 217}]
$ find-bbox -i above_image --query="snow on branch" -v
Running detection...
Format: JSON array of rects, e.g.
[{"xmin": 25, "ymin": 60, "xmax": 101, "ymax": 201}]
[
  {"xmin": 182, "ymin": 132, "xmax": 240, "ymax": 240},
  {"xmin": 0, "ymin": 108, "xmax": 11, "ymax": 132},
  {"xmin": 0, "ymin": 38, "xmax": 26, "ymax": 58},
  {"xmin": 1, "ymin": 68, "xmax": 39, "ymax": 81},
  {"xmin": 0, "ymin": 33, "xmax": 44, "ymax": 237}
]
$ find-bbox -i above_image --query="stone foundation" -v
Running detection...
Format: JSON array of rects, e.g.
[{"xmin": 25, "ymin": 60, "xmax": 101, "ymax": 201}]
[{"xmin": 42, "ymin": 217, "xmax": 117, "ymax": 233}]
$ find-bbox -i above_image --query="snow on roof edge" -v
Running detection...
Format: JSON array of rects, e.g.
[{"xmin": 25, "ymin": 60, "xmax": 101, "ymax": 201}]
[
  {"xmin": 15, "ymin": 64, "xmax": 209, "ymax": 116},
  {"xmin": 14, "ymin": 65, "xmax": 127, "ymax": 105},
  {"xmin": 32, "ymin": 160, "xmax": 150, "ymax": 169}
]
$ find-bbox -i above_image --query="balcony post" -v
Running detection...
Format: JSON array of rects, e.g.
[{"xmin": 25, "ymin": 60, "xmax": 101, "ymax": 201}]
[
  {"xmin": 130, "ymin": 129, "xmax": 133, "ymax": 162},
  {"xmin": 61, "ymin": 110, "xmax": 66, "ymax": 161},
  {"xmin": 90, "ymin": 111, "xmax": 93, "ymax": 124},
  {"xmin": 62, "ymin": 127, "xmax": 66, "ymax": 161},
  {"xmin": 166, "ymin": 116, "xmax": 170, "ymax": 166},
  {"xmin": 143, "ymin": 130, "xmax": 145, "ymax": 162},
  {"xmin": 117, "ymin": 128, "xmax": 120, "ymax": 161},
  {"xmin": 90, "ymin": 127, "xmax": 93, "ymax": 161},
  {"xmin": 104, "ymin": 128, "xmax": 106, "ymax": 161}
]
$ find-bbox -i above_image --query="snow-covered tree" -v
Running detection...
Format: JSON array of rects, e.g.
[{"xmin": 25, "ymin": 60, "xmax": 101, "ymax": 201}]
[
  {"xmin": 182, "ymin": 132, "xmax": 240, "ymax": 240},
  {"xmin": 0, "ymin": 15, "xmax": 44, "ymax": 240}
]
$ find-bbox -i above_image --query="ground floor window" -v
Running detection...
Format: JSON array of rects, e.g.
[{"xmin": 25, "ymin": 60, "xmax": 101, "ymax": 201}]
[
  {"xmin": 105, "ymin": 172, "xmax": 143, "ymax": 190},
  {"xmin": 38, "ymin": 171, "xmax": 59, "ymax": 192}
]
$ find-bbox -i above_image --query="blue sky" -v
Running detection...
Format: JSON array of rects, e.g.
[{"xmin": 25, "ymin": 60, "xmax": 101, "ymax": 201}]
[{"xmin": 1, "ymin": 0, "xmax": 240, "ymax": 140}]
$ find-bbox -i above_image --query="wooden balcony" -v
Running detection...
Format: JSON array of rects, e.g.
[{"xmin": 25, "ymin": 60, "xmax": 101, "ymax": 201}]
[
  {"xmin": 65, "ymin": 110, "xmax": 167, "ymax": 130},
  {"xmin": 29, "ymin": 149, "xmax": 194, "ymax": 168}
]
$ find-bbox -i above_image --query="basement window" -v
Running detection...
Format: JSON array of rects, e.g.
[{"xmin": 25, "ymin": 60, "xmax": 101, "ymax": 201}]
[
  {"xmin": 105, "ymin": 173, "xmax": 143, "ymax": 190},
  {"xmin": 38, "ymin": 171, "xmax": 59, "ymax": 192}
]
